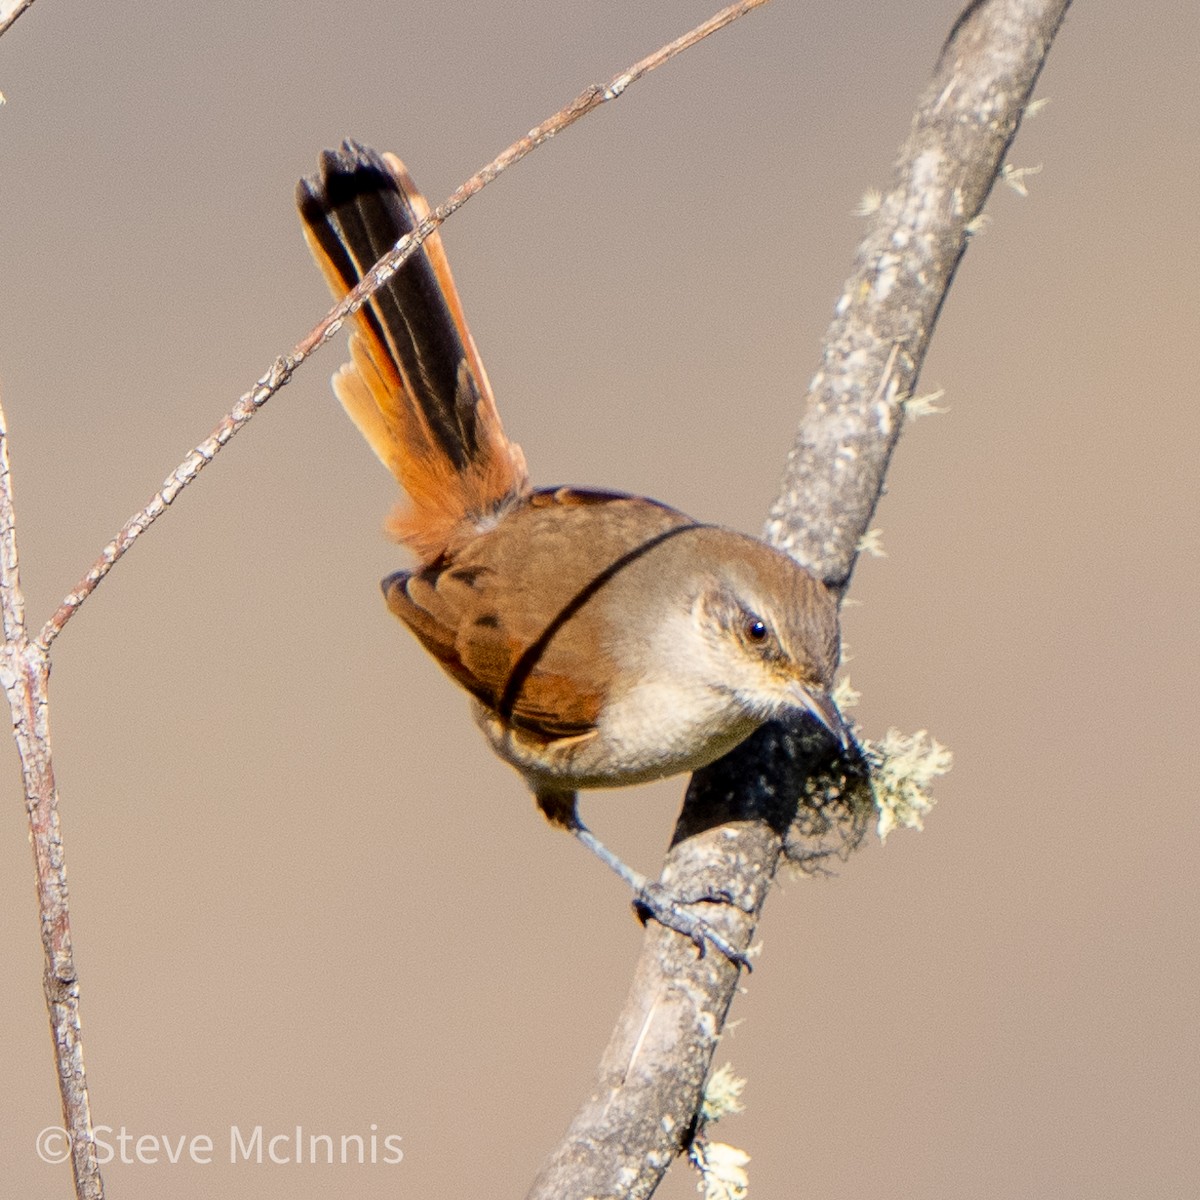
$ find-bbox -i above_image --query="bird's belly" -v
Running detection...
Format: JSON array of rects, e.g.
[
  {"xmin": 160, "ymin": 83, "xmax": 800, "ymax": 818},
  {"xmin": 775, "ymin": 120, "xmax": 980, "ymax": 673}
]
[{"xmin": 475, "ymin": 682, "xmax": 760, "ymax": 793}]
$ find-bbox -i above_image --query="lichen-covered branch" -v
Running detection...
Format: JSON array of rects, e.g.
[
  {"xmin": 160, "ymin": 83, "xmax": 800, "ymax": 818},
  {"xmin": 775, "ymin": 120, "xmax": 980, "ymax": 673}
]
[
  {"xmin": 527, "ymin": 2, "xmax": 1073, "ymax": 1196},
  {"xmin": 766, "ymin": 0, "xmax": 1072, "ymax": 587}
]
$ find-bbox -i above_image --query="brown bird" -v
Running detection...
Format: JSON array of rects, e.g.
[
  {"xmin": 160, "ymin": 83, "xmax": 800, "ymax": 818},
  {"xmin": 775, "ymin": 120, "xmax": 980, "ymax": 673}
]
[{"xmin": 297, "ymin": 141, "xmax": 844, "ymax": 958}]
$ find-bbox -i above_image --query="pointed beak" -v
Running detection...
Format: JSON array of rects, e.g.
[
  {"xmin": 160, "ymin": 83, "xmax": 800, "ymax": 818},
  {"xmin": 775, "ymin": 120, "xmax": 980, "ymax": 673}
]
[
  {"xmin": 380, "ymin": 569, "xmax": 411, "ymax": 618},
  {"xmin": 789, "ymin": 683, "xmax": 850, "ymax": 751},
  {"xmin": 380, "ymin": 569, "xmax": 406, "ymax": 599}
]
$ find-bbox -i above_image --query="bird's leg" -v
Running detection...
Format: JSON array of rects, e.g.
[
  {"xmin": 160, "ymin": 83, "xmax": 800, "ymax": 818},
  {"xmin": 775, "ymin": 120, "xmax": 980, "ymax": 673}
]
[{"xmin": 535, "ymin": 788, "xmax": 751, "ymax": 970}]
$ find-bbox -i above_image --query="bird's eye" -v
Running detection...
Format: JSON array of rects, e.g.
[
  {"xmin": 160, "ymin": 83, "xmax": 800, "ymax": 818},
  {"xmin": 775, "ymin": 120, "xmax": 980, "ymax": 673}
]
[{"xmin": 744, "ymin": 616, "xmax": 768, "ymax": 643}]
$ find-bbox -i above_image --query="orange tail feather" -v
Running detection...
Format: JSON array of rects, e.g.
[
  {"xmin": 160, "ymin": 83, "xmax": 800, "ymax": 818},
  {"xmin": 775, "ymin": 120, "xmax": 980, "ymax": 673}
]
[{"xmin": 297, "ymin": 140, "xmax": 528, "ymax": 562}]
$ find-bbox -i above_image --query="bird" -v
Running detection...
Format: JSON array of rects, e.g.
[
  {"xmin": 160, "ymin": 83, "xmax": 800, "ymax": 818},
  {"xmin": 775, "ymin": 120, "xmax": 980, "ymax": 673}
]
[{"xmin": 297, "ymin": 140, "xmax": 845, "ymax": 959}]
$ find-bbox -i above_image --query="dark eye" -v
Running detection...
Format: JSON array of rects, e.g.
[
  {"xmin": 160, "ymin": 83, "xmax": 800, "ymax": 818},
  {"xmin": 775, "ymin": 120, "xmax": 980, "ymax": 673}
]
[{"xmin": 744, "ymin": 616, "xmax": 768, "ymax": 643}]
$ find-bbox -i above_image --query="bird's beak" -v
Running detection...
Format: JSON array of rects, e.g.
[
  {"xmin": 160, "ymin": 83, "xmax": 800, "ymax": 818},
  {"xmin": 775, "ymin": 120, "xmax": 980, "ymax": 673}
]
[
  {"xmin": 380, "ymin": 569, "xmax": 411, "ymax": 619},
  {"xmin": 380, "ymin": 570, "xmax": 406, "ymax": 600},
  {"xmin": 789, "ymin": 683, "xmax": 850, "ymax": 751}
]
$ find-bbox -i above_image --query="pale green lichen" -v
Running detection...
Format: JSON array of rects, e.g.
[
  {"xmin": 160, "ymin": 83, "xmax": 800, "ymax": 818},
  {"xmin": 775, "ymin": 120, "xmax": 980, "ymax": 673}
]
[
  {"xmin": 862, "ymin": 727, "xmax": 952, "ymax": 842},
  {"xmin": 689, "ymin": 1139, "xmax": 750, "ymax": 1200},
  {"xmin": 856, "ymin": 528, "xmax": 887, "ymax": 558},
  {"xmin": 854, "ymin": 186, "xmax": 883, "ymax": 217},
  {"xmin": 902, "ymin": 387, "xmax": 947, "ymax": 418},
  {"xmin": 783, "ymin": 678, "xmax": 950, "ymax": 863},
  {"xmin": 701, "ymin": 1063, "xmax": 747, "ymax": 1122},
  {"xmin": 1000, "ymin": 161, "xmax": 1043, "ymax": 196},
  {"xmin": 691, "ymin": 1065, "xmax": 750, "ymax": 1197}
]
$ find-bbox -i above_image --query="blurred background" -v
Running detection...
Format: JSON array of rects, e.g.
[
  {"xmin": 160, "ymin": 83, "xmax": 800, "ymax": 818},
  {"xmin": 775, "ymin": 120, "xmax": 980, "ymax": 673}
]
[{"xmin": 0, "ymin": 1, "xmax": 1196, "ymax": 1197}]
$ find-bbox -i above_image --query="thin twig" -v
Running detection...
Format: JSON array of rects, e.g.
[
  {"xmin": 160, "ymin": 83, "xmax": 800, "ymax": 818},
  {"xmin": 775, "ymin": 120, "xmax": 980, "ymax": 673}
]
[
  {"xmin": 0, "ymin": 402, "xmax": 26, "ymax": 645},
  {"xmin": 0, "ymin": 397, "xmax": 102, "ymax": 1199},
  {"xmin": 36, "ymin": 0, "xmax": 770, "ymax": 651},
  {"xmin": 6, "ymin": 7, "xmax": 774, "ymax": 1198},
  {"xmin": 0, "ymin": 0, "xmax": 37, "ymax": 39},
  {"xmin": 528, "ymin": 1, "xmax": 1073, "ymax": 1196}
]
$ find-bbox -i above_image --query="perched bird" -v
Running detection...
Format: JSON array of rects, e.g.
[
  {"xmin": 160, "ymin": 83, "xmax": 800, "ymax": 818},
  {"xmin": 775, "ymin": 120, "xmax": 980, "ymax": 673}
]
[{"xmin": 297, "ymin": 141, "xmax": 844, "ymax": 956}]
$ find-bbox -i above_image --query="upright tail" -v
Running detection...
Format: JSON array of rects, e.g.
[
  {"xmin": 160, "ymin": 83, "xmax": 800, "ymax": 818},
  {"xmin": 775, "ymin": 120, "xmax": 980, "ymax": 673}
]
[{"xmin": 297, "ymin": 140, "xmax": 529, "ymax": 562}]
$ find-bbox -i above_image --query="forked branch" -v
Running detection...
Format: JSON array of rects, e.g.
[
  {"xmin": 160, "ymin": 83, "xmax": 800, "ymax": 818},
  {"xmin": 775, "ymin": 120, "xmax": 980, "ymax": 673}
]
[{"xmin": 1, "ymin": 5, "xmax": 773, "ymax": 1200}]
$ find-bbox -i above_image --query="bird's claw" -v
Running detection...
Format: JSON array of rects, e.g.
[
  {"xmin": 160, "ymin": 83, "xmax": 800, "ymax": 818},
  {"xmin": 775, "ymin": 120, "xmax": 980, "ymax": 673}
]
[{"xmin": 634, "ymin": 882, "xmax": 752, "ymax": 971}]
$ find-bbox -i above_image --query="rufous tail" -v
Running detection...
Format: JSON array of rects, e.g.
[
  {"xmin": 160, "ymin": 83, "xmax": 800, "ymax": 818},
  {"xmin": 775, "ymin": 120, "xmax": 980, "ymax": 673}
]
[{"xmin": 297, "ymin": 140, "xmax": 529, "ymax": 562}]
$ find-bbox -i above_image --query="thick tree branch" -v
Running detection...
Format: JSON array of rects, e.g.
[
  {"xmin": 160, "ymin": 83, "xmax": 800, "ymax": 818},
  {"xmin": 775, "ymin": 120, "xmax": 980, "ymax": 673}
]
[
  {"xmin": 528, "ymin": 2, "xmax": 1073, "ymax": 1197},
  {"xmin": 766, "ymin": 0, "xmax": 1070, "ymax": 586}
]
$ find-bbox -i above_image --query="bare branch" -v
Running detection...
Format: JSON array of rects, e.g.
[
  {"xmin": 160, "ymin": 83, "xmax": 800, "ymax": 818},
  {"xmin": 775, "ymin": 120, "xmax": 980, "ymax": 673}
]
[
  {"xmin": 0, "ymin": 396, "xmax": 103, "ymax": 1200},
  {"xmin": 528, "ymin": 2, "xmax": 1073, "ymax": 1196},
  {"xmin": 0, "ymin": 401, "xmax": 26, "ymax": 645},
  {"xmin": 4, "ymin": 6, "xmax": 775, "ymax": 1197},
  {"xmin": 37, "ymin": 0, "xmax": 770, "ymax": 651},
  {"xmin": 0, "ymin": 0, "xmax": 37, "ymax": 40}
]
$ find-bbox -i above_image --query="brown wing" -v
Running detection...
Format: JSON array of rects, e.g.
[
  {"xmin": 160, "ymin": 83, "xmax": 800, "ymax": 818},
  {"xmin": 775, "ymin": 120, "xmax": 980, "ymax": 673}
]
[{"xmin": 383, "ymin": 489, "xmax": 699, "ymax": 741}]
